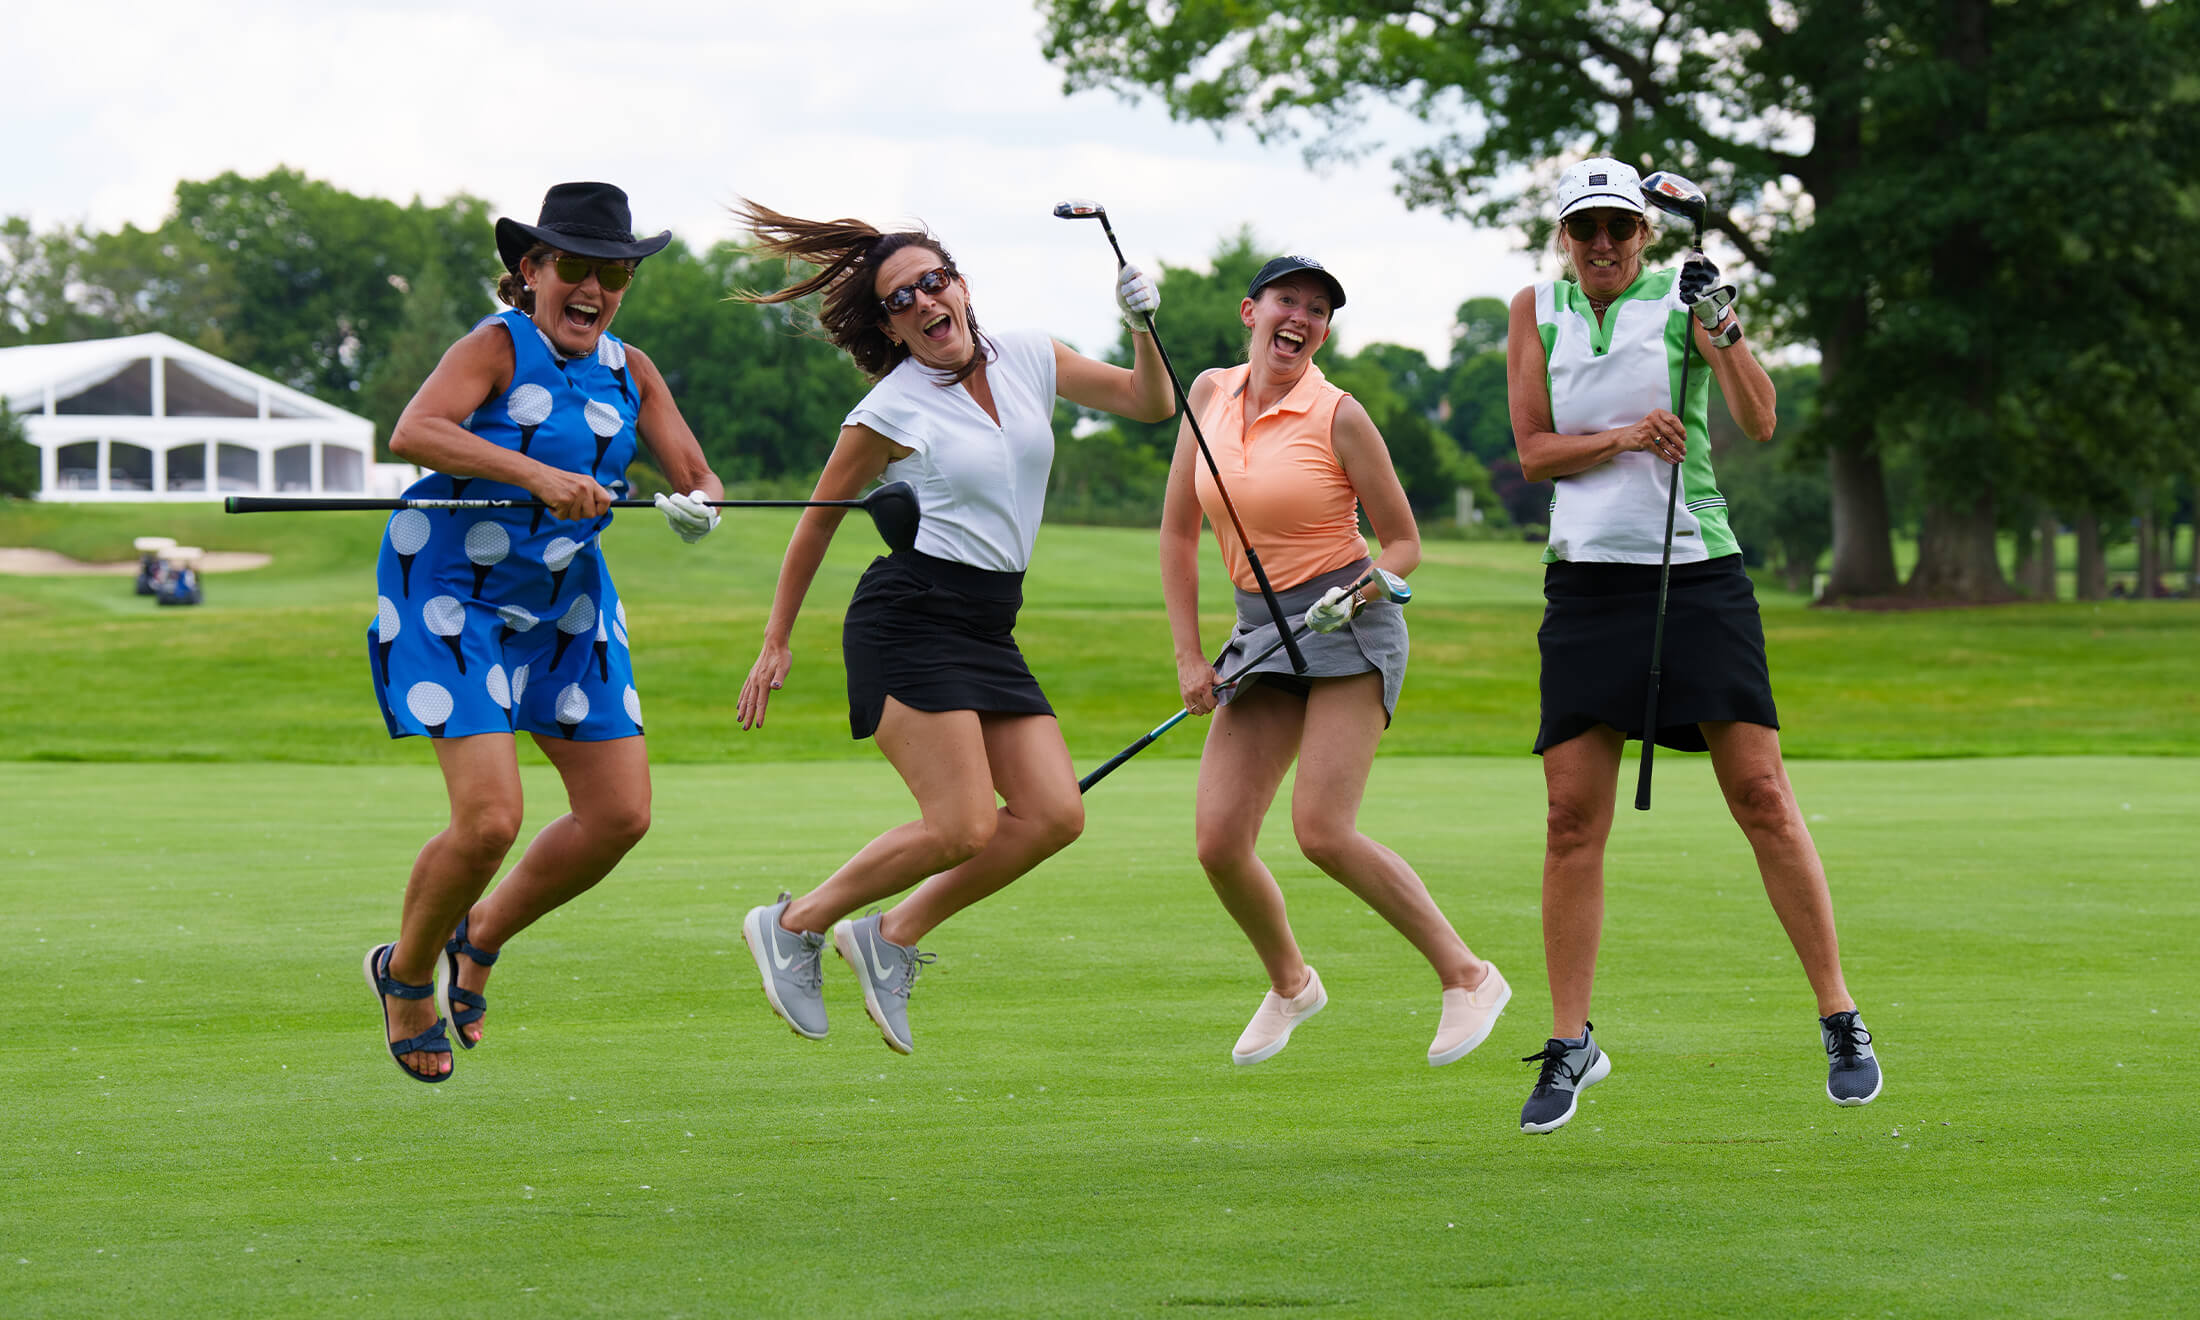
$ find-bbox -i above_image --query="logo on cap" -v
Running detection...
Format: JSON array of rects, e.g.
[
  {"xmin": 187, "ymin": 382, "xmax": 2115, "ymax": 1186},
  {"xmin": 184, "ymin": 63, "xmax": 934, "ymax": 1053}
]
[{"xmin": 1589, "ymin": 174, "xmax": 1607, "ymax": 186}]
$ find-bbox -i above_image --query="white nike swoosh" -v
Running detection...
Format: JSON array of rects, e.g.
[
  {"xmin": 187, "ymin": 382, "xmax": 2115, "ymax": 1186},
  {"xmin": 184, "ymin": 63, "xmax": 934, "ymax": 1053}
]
[
  {"xmin": 770, "ymin": 929, "xmax": 797, "ymax": 971},
  {"xmin": 867, "ymin": 937, "xmax": 897, "ymax": 981}
]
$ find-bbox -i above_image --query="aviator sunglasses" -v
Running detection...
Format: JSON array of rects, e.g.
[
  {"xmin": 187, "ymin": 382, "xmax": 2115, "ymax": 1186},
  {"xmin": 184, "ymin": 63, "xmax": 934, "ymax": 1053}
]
[
  {"xmin": 1563, "ymin": 214, "xmax": 1641, "ymax": 243},
  {"xmin": 544, "ymin": 256, "xmax": 635, "ymax": 291},
  {"xmin": 878, "ymin": 266, "xmax": 956, "ymax": 317}
]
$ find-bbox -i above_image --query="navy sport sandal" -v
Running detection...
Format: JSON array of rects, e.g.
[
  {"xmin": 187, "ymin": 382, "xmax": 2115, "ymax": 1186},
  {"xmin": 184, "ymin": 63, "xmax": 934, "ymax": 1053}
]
[
  {"xmin": 364, "ymin": 943, "xmax": 452, "ymax": 1083},
  {"xmin": 440, "ymin": 916, "xmax": 501, "ymax": 1051}
]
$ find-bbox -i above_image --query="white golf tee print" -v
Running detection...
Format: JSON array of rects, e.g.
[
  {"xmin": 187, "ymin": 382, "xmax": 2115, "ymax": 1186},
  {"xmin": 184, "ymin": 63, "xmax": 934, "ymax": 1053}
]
[
  {"xmin": 424, "ymin": 595, "xmax": 467, "ymax": 675},
  {"xmin": 406, "ymin": 681, "xmax": 455, "ymax": 738},
  {"xmin": 389, "ymin": 510, "xmax": 430, "ymax": 596}
]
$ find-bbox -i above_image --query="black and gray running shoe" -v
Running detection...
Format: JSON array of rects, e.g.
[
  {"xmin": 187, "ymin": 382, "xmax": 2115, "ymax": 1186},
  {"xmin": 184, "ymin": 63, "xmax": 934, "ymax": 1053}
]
[
  {"xmin": 1821, "ymin": 1010, "xmax": 1882, "ymax": 1105},
  {"xmin": 1519, "ymin": 1026, "xmax": 1612, "ymax": 1134}
]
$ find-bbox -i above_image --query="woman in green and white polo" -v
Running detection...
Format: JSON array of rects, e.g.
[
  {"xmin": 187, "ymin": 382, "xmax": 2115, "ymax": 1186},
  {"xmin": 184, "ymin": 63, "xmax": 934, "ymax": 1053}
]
[{"xmin": 1502, "ymin": 156, "xmax": 1880, "ymax": 1134}]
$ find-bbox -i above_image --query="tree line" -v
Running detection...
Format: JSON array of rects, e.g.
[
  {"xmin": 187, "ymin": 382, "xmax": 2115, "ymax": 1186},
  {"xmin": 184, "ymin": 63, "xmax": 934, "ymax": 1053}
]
[
  {"xmin": 1040, "ymin": 0, "xmax": 2200, "ymax": 602},
  {"xmin": 0, "ymin": 172, "xmax": 1526, "ymax": 529}
]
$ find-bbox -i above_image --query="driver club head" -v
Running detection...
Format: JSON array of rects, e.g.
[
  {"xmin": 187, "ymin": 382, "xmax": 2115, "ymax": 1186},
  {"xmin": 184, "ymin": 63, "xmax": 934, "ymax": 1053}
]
[
  {"xmin": 1639, "ymin": 171, "xmax": 1707, "ymax": 227},
  {"xmin": 863, "ymin": 480, "xmax": 922, "ymax": 554},
  {"xmin": 1053, "ymin": 198, "xmax": 1108, "ymax": 221}
]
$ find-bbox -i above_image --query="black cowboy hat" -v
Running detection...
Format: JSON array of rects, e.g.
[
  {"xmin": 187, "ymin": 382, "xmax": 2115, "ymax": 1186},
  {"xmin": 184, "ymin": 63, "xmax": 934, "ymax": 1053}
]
[{"xmin": 495, "ymin": 182, "xmax": 673, "ymax": 273}]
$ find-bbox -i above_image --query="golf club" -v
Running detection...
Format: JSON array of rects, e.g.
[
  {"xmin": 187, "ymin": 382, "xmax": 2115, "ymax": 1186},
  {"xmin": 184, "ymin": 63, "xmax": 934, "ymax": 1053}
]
[
  {"xmin": 225, "ymin": 480, "xmax": 923, "ymax": 553},
  {"xmin": 1078, "ymin": 567, "xmax": 1410, "ymax": 793},
  {"xmin": 1054, "ymin": 197, "xmax": 1307, "ymax": 675},
  {"xmin": 1633, "ymin": 169, "xmax": 1708, "ymax": 811}
]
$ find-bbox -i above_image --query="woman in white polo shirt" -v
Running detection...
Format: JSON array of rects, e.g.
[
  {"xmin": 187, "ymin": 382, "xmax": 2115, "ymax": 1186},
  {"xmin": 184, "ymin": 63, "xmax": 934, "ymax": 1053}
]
[
  {"xmin": 1504, "ymin": 157, "xmax": 1881, "ymax": 1133},
  {"xmin": 727, "ymin": 201, "xmax": 1175, "ymax": 1055}
]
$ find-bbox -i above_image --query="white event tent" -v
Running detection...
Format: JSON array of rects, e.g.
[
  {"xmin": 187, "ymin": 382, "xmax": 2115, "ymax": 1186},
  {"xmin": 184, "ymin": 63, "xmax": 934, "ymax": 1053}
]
[{"xmin": 0, "ymin": 332, "xmax": 410, "ymax": 501}]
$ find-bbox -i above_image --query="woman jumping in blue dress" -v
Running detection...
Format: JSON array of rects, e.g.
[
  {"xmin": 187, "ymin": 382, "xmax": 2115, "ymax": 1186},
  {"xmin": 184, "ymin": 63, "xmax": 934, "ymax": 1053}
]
[{"xmin": 362, "ymin": 182, "xmax": 724, "ymax": 1082}]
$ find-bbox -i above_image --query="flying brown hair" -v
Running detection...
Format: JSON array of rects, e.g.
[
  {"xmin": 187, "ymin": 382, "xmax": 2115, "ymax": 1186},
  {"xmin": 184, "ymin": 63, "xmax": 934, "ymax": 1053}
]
[{"xmin": 731, "ymin": 199, "xmax": 987, "ymax": 385}]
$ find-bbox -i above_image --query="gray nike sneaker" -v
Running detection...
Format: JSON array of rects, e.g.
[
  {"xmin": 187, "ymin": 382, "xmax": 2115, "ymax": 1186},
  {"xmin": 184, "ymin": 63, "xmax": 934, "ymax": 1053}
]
[
  {"xmin": 1519, "ymin": 1025, "xmax": 1612, "ymax": 1134},
  {"xmin": 833, "ymin": 911, "xmax": 936, "ymax": 1055},
  {"xmin": 1821, "ymin": 1010, "xmax": 1882, "ymax": 1105},
  {"xmin": 742, "ymin": 893, "xmax": 828, "ymax": 1040}
]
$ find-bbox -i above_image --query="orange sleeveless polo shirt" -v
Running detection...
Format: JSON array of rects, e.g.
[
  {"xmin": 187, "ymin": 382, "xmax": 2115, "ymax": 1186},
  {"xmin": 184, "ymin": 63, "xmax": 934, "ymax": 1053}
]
[{"xmin": 1193, "ymin": 361, "xmax": 1367, "ymax": 592}]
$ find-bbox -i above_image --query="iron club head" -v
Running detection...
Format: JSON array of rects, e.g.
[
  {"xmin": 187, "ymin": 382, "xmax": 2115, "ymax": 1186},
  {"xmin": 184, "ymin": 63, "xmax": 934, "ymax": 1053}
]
[
  {"xmin": 1374, "ymin": 567, "xmax": 1412, "ymax": 605},
  {"xmin": 1053, "ymin": 199, "xmax": 1108, "ymax": 221}
]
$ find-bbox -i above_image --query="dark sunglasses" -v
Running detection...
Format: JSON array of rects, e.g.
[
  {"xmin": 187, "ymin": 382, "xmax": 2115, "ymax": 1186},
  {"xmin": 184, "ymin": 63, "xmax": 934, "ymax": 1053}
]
[
  {"xmin": 1563, "ymin": 214, "xmax": 1642, "ymax": 242},
  {"xmin": 547, "ymin": 256, "xmax": 635, "ymax": 291},
  {"xmin": 878, "ymin": 266, "xmax": 955, "ymax": 317}
]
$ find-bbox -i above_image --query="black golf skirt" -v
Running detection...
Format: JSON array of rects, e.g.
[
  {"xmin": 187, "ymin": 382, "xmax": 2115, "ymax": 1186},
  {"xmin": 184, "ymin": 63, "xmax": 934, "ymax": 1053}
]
[
  {"xmin": 1535, "ymin": 554, "xmax": 1778, "ymax": 755},
  {"xmin": 842, "ymin": 549, "xmax": 1053, "ymax": 741}
]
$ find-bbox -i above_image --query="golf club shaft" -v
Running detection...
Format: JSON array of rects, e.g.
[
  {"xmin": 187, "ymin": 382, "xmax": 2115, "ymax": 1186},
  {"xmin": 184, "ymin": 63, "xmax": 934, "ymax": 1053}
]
[
  {"xmin": 224, "ymin": 496, "xmax": 869, "ymax": 513},
  {"xmin": 1079, "ymin": 566, "xmax": 1388, "ymax": 793},
  {"xmin": 1634, "ymin": 236, "xmax": 1703, "ymax": 812},
  {"xmin": 1089, "ymin": 213, "xmax": 1308, "ymax": 676}
]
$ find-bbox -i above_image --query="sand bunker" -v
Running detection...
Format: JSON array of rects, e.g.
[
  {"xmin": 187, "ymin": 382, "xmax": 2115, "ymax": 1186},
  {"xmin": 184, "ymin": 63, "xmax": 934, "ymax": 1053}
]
[{"xmin": 0, "ymin": 548, "xmax": 273, "ymax": 575}]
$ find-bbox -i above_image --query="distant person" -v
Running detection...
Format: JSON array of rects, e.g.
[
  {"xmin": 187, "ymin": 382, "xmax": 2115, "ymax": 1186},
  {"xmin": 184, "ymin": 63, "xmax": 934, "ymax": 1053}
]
[
  {"xmin": 1160, "ymin": 256, "xmax": 1509, "ymax": 1068},
  {"xmin": 1504, "ymin": 157, "xmax": 1880, "ymax": 1132},
  {"xmin": 730, "ymin": 201, "xmax": 1174, "ymax": 1054},
  {"xmin": 363, "ymin": 182, "xmax": 725, "ymax": 1082}
]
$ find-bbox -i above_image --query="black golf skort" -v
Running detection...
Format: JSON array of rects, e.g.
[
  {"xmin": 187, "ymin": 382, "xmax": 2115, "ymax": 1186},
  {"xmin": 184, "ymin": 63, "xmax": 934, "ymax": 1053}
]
[
  {"xmin": 841, "ymin": 548, "xmax": 1052, "ymax": 741},
  {"xmin": 1535, "ymin": 553, "xmax": 1778, "ymax": 754}
]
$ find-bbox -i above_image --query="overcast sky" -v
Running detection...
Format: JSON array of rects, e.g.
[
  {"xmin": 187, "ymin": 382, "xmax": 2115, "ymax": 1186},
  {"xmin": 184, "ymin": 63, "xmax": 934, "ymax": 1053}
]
[{"xmin": 14, "ymin": 0, "xmax": 1555, "ymax": 363}]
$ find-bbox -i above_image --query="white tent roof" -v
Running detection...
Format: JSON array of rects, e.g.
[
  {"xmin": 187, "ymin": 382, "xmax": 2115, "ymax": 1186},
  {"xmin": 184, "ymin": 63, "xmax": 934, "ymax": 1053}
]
[{"xmin": 0, "ymin": 331, "xmax": 367, "ymax": 425}]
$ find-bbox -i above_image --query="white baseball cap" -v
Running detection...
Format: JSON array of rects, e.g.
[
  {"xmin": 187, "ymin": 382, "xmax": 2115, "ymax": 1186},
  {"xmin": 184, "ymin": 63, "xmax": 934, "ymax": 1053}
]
[{"xmin": 1555, "ymin": 157, "xmax": 1646, "ymax": 220}]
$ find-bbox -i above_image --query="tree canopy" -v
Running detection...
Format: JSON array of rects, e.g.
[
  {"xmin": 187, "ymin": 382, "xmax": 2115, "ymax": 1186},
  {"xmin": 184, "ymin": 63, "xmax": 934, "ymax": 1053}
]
[{"xmin": 1041, "ymin": 0, "xmax": 2200, "ymax": 601}]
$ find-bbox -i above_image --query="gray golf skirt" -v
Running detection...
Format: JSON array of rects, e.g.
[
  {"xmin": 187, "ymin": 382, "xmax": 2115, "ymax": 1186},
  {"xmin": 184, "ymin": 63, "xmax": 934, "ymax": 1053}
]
[
  {"xmin": 842, "ymin": 549, "xmax": 1052, "ymax": 741},
  {"xmin": 1213, "ymin": 558, "xmax": 1408, "ymax": 722},
  {"xmin": 1535, "ymin": 553, "xmax": 1778, "ymax": 754}
]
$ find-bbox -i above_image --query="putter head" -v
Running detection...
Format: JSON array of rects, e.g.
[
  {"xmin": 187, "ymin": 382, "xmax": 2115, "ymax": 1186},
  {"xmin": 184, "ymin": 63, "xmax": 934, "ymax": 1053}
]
[
  {"xmin": 864, "ymin": 480, "xmax": 922, "ymax": 553},
  {"xmin": 1374, "ymin": 567, "xmax": 1411, "ymax": 605},
  {"xmin": 1639, "ymin": 171, "xmax": 1707, "ymax": 227},
  {"xmin": 1053, "ymin": 198, "xmax": 1107, "ymax": 221}
]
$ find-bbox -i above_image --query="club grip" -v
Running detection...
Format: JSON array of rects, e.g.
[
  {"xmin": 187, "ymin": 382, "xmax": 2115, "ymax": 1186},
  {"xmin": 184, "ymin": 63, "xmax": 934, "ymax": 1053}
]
[
  {"xmin": 1078, "ymin": 735, "xmax": 1155, "ymax": 793},
  {"xmin": 1633, "ymin": 671, "xmax": 1661, "ymax": 811}
]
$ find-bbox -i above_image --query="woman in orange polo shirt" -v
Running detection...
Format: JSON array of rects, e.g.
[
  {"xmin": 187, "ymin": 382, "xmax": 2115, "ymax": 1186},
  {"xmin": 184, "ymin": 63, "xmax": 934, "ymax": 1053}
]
[{"xmin": 1158, "ymin": 256, "xmax": 1510, "ymax": 1068}]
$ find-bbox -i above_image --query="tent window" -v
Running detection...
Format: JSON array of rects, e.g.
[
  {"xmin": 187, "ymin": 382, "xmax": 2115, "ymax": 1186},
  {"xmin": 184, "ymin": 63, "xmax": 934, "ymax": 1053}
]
[
  {"xmin": 323, "ymin": 446, "xmax": 365, "ymax": 492},
  {"xmin": 267, "ymin": 396, "xmax": 315, "ymax": 420},
  {"xmin": 108, "ymin": 441, "xmax": 152, "ymax": 492},
  {"xmin": 167, "ymin": 444, "xmax": 207, "ymax": 492},
  {"xmin": 56, "ymin": 358, "xmax": 153, "ymax": 415},
  {"xmin": 274, "ymin": 444, "xmax": 313, "ymax": 491},
  {"xmin": 57, "ymin": 441, "xmax": 100, "ymax": 490},
  {"xmin": 217, "ymin": 443, "xmax": 260, "ymax": 492},
  {"xmin": 163, "ymin": 359, "xmax": 259, "ymax": 418}
]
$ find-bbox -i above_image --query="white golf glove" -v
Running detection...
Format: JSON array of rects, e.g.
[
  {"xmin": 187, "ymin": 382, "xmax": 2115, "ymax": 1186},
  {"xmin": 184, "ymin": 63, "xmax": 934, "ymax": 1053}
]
[
  {"xmin": 1304, "ymin": 585, "xmax": 1363, "ymax": 634},
  {"xmin": 655, "ymin": 489, "xmax": 719, "ymax": 544},
  {"xmin": 1116, "ymin": 263, "xmax": 1159, "ymax": 333},
  {"xmin": 1679, "ymin": 252, "xmax": 1738, "ymax": 336}
]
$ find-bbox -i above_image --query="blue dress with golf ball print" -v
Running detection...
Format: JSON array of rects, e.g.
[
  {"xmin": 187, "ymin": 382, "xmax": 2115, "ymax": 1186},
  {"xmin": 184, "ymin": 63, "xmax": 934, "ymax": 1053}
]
[{"xmin": 368, "ymin": 309, "xmax": 645, "ymax": 742}]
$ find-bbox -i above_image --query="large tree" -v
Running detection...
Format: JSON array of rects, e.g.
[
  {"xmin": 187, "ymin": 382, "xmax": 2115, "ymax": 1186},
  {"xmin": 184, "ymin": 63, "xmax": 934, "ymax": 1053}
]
[{"xmin": 1041, "ymin": 0, "xmax": 2200, "ymax": 602}]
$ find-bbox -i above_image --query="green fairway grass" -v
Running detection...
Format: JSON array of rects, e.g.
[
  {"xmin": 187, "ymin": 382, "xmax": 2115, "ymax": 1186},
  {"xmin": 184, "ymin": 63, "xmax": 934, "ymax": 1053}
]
[
  {"xmin": 3, "ymin": 755, "xmax": 2192, "ymax": 1317},
  {"xmin": 4, "ymin": 502, "xmax": 2196, "ymax": 763}
]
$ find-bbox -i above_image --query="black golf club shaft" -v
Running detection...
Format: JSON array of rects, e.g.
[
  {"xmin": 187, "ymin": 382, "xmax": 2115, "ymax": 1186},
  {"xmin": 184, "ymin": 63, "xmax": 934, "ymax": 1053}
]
[
  {"xmin": 227, "ymin": 496, "xmax": 870, "ymax": 512},
  {"xmin": 1635, "ymin": 218, "xmax": 1705, "ymax": 812},
  {"xmin": 1084, "ymin": 211, "xmax": 1308, "ymax": 676}
]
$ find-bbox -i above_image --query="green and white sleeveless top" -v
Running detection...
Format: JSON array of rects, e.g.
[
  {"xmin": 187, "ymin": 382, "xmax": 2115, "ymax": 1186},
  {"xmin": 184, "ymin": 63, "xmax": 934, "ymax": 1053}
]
[{"xmin": 1534, "ymin": 269, "xmax": 1737, "ymax": 565}]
